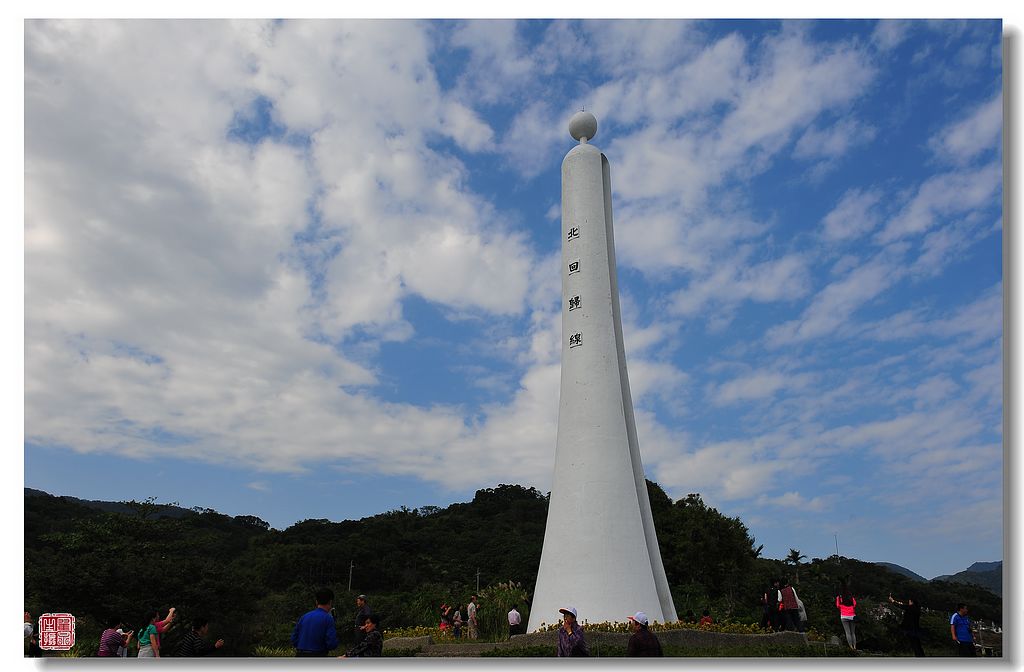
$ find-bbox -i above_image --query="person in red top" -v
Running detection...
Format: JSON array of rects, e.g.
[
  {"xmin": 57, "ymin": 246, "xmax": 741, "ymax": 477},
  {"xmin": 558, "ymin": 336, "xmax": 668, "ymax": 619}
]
[
  {"xmin": 836, "ymin": 585, "xmax": 857, "ymax": 652},
  {"xmin": 698, "ymin": 609, "xmax": 713, "ymax": 626},
  {"xmin": 779, "ymin": 578, "xmax": 800, "ymax": 631}
]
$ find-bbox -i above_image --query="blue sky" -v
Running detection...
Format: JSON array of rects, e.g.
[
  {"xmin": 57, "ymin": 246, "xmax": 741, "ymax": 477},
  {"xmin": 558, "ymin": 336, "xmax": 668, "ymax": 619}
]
[{"xmin": 23, "ymin": 18, "xmax": 1004, "ymax": 580}]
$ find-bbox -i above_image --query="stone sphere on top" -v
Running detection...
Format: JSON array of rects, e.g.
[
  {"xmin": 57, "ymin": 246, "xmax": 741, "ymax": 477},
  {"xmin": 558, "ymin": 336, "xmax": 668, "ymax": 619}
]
[{"xmin": 569, "ymin": 110, "xmax": 598, "ymax": 142}]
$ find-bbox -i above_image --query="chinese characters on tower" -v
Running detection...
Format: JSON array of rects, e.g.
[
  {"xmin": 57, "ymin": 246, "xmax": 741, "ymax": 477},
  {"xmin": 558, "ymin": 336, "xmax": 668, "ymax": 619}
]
[{"xmin": 567, "ymin": 223, "xmax": 582, "ymax": 347}]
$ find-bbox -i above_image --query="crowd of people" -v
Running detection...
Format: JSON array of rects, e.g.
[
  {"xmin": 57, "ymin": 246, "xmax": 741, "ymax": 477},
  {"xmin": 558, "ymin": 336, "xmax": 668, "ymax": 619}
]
[
  {"xmin": 288, "ymin": 591, "xmax": 667, "ymax": 658},
  {"xmin": 757, "ymin": 574, "xmax": 980, "ymax": 657},
  {"xmin": 20, "ymin": 607, "xmax": 225, "ymax": 658},
  {"xmin": 291, "ymin": 588, "xmax": 384, "ymax": 658},
  {"xmin": 23, "ymin": 581, "xmax": 985, "ymax": 658},
  {"xmin": 759, "ymin": 576, "xmax": 807, "ymax": 633},
  {"xmin": 436, "ymin": 594, "xmax": 480, "ymax": 639}
]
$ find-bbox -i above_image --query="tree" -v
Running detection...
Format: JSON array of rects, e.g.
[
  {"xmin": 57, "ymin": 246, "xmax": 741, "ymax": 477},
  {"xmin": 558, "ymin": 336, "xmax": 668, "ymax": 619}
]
[
  {"xmin": 123, "ymin": 496, "xmax": 179, "ymax": 520},
  {"xmin": 648, "ymin": 486, "xmax": 762, "ymax": 617},
  {"xmin": 234, "ymin": 515, "xmax": 271, "ymax": 530},
  {"xmin": 785, "ymin": 548, "xmax": 807, "ymax": 584}
]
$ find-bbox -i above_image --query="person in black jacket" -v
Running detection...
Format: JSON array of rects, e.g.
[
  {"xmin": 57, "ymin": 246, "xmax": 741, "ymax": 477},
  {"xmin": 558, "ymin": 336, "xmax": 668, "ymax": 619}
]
[
  {"xmin": 889, "ymin": 594, "xmax": 924, "ymax": 657},
  {"xmin": 341, "ymin": 614, "xmax": 383, "ymax": 658},
  {"xmin": 174, "ymin": 617, "xmax": 224, "ymax": 656},
  {"xmin": 626, "ymin": 612, "xmax": 663, "ymax": 657},
  {"xmin": 353, "ymin": 595, "xmax": 372, "ymax": 647},
  {"xmin": 762, "ymin": 578, "xmax": 782, "ymax": 631}
]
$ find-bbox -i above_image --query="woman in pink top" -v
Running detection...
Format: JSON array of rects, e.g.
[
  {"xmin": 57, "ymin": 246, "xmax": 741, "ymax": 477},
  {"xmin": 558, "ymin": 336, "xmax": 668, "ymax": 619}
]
[{"xmin": 835, "ymin": 587, "xmax": 857, "ymax": 651}]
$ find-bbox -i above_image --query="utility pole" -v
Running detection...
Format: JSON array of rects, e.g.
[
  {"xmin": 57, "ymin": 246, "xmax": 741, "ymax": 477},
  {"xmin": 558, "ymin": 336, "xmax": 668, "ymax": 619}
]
[
  {"xmin": 476, "ymin": 568, "xmax": 481, "ymax": 593},
  {"xmin": 348, "ymin": 560, "xmax": 354, "ymax": 592}
]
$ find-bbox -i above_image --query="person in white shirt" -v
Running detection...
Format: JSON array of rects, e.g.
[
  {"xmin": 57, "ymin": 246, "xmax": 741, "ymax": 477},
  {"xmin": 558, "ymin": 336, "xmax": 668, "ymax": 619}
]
[
  {"xmin": 467, "ymin": 596, "xmax": 479, "ymax": 639},
  {"xmin": 507, "ymin": 605, "xmax": 522, "ymax": 638}
]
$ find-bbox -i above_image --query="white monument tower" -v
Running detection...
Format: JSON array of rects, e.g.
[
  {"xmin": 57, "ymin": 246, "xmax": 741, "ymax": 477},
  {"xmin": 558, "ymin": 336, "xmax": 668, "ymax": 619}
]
[{"xmin": 528, "ymin": 112, "xmax": 677, "ymax": 631}]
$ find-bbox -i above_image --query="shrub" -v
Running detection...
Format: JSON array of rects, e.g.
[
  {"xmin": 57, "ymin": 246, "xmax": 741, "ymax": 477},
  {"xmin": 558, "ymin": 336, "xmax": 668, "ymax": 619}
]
[
  {"xmin": 477, "ymin": 581, "xmax": 530, "ymax": 641},
  {"xmin": 531, "ymin": 618, "xmax": 771, "ymax": 635},
  {"xmin": 382, "ymin": 625, "xmax": 439, "ymax": 640},
  {"xmin": 481, "ymin": 645, "xmax": 553, "ymax": 657},
  {"xmin": 251, "ymin": 645, "xmax": 293, "ymax": 657}
]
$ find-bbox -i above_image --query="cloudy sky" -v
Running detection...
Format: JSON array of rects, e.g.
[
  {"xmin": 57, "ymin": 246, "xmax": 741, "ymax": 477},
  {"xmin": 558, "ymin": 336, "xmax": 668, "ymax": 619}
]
[{"xmin": 24, "ymin": 19, "xmax": 1003, "ymax": 579}]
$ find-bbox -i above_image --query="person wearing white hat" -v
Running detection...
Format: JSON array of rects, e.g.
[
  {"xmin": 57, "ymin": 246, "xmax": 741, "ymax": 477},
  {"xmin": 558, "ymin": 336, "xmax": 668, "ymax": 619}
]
[
  {"xmin": 556, "ymin": 607, "xmax": 588, "ymax": 657},
  {"xmin": 626, "ymin": 611, "xmax": 663, "ymax": 657}
]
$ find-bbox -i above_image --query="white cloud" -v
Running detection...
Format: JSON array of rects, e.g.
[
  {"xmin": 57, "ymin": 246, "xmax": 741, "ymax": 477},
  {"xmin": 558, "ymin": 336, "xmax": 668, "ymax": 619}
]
[
  {"xmin": 669, "ymin": 252, "xmax": 810, "ymax": 322},
  {"xmin": 909, "ymin": 218, "xmax": 995, "ymax": 278},
  {"xmin": 931, "ymin": 283, "xmax": 1002, "ymax": 345},
  {"xmin": 820, "ymin": 188, "xmax": 883, "ymax": 242},
  {"xmin": 441, "ymin": 101, "xmax": 496, "ymax": 152},
  {"xmin": 447, "ymin": 20, "xmax": 542, "ymax": 106},
  {"xmin": 608, "ymin": 30, "xmax": 875, "ymax": 211},
  {"xmin": 256, "ymin": 21, "xmax": 535, "ymax": 330},
  {"xmin": 793, "ymin": 117, "xmax": 876, "ymax": 162},
  {"xmin": 581, "ymin": 27, "xmax": 881, "ymax": 342},
  {"xmin": 581, "ymin": 20, "xmax": 701, "ymax": 78},
  {"xmin": 859, "ymin": 284, "xmax": 1000, "ymax": 346},
  {"xmin": 909, "ymin": 374, "xmax": 959, "ymax": 408},
  {"xmin": 24, "ymin": 19, "xmax": 547, "ymax": 487},
  {"xmin": 826, "ymin": 408, "xmax": 985, "ymax": 457},
  {"xmin": 499, "ymin": 101, "xmax": 567, "ymax": 178},
  {"xmin": 964, "ymin": 360, "xmax": 1002, "ymax": 410},
  {"xmin": 615, "ymin": 204, "xmax": 766, "ymax": 277},
  {"xmin": 756, "ymin": 491, "xmax": 828, "ymax": 512},
  {"xmin": 586, "ymin": 31, "xmax": 748, "ymax": 129},
  {"xmin": 876, "ymin": 163, "xmax": 1001, "ymax": 244},
  {"xmin": 766, "ymin": 252, "xmax": 902, "ymax": 347},
  {"xmin": 712, "ymin": 369, "xmax": 813, "ymax": 406},
  {"xmin": 712, "ymin": 30, "xmax": 875, "ymax": 167},
  {"xmin": 656, "ymin": 440, "xmax": 771, "ymax": 500},
  {"xmin": 871, "ymin": 20, "xmax": 914, "ymax": 51},
  {"xmin": 929, "ymin": 92, "xmax": 1002, "ymax": 164}
]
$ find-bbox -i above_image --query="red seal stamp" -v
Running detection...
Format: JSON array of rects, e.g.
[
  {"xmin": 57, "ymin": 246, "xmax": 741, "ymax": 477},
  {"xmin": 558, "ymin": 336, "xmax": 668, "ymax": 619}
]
[{"xmin": 38, "ymin": 613, "xmax": 75, "ymax": 651}]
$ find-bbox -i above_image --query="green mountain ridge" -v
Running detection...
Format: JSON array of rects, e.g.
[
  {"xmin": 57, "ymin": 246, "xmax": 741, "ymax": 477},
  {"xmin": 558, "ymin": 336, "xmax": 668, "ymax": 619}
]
[
  {"xmin": 873, "ymin": 562, "xmax": 928, "ymax": 583},
  {"xmin": 27, "ymin": 486, "xmax": 998, "ymax": 582},
  {"xmin": 931, "ymin": 563, "xmax": 1002, "ymax": 597}
]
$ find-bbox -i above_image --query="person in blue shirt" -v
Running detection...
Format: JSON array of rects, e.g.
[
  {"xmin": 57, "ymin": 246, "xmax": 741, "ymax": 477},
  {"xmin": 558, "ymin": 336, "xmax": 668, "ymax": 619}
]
[
  {"xmin": 292, "ymin": 588, "xmax": 339, "ymax": 656},
  {"xmin": 950, "ymin": 603, "xmax": 975, "ymax": 657}
]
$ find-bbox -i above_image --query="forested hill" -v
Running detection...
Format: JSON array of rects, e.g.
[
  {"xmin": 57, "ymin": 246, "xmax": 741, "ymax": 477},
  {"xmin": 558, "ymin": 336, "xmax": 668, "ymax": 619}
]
[
  {"xmin": 932, "ymin": 562, "xmax": 1002, "ymax": 597},
  {"xmin": 25, "ymin": 483, "xmax": 1001, "ymax": 656},
  {"xmin": 871, "ymin": 558, "xmax": 1003, "ymax": 597}
]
